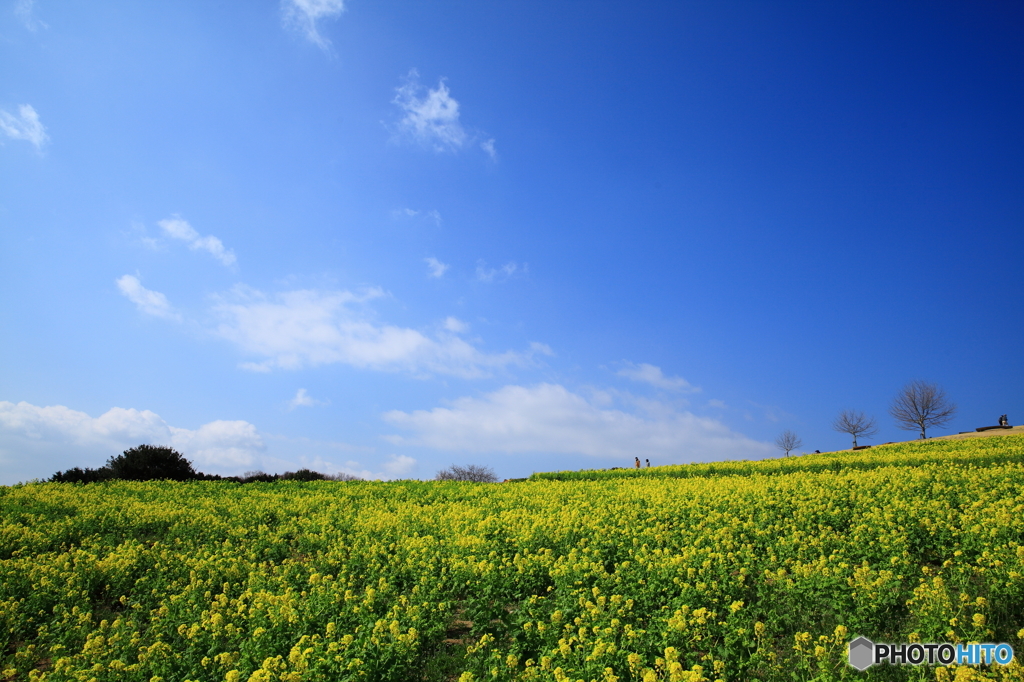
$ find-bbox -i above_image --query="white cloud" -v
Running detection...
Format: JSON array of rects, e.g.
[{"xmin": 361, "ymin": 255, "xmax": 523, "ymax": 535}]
[
  {"xmin": 159, "ymin": 216, "xmax": 236, "ymax": 266},
  {"xmin": 116, "ymin": 274, "xmax": 181, "ymax": 321},
  {"xmin": 383, "ymin": 454, "xmax": 416, "ymax": 477},
  {"xmin": 480, "ymin": 139, "xmax": 496, "ymax": 160},
  {"xmin": 383, "ymin": 383, "xmax": 772, "ymax": 463},
  {"xmin": 282, "ymin": 0, "xmax": 344, "ymax": 49},
  {"xmin": 425, "ymin": 257, "xmax": 449, "ymax": 278},
  {"xmin": 616, "ymin": 362, "xmax": 700, "ymax": 392},
  {"xmin": 708, "ymin": 399, "xmax": 727, "ymax": 409},
  {"xmin": 169, "ymin": 420, "xmax": 265, "ymax": 468},
  {"xmin": 443, "ymin": 316, "xmax": 468, "ymax": 333},
  {"xmin": 529, "ymin": 341, "xmax": 555, "ymax": 357},
  {"xmin": 0, "ymin": 104, "xmax": 49, "ymax": 149},
  {"xmin": 393, "ymin": 208, "xmax": 441, "ymax": 225},
  {"xmin": 328, "ymin": 453, "xmax": 417, "ymax": 481},
  {"xmin": 393, "ymin": 70, "xmax": 466, "ymax": 151},
  {"xmin": 212, "ymin": 285, "xmax": 545, "ymax": 378},
  {"xmin": 392, "ymin": 70, "xmax": 494, "ymax": 156},
  {"xmin": 0, "ymin": 401, "xmax": 266, "ymax": 482},
  {"xmin": 15, "ymin": 0, "xmax": 47, "ymax": 31},
  {"xmin": 288, "ymin": 388, "xmax": 326, "ymax": 409},
  {"xmin": 476, "ymin": 260, "xmax": 526, "ymax": 283}
]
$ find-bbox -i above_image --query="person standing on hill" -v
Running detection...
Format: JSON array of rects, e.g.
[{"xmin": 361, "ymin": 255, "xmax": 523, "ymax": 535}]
[{"xmin": 635, "ymin": 457, "xmax": 641, "ymax": 468}]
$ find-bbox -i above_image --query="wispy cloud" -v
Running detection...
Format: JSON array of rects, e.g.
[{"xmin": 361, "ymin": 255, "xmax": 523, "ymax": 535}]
[
  {"xmin": 443, "ymin": 316, "xmax": 468, "ymax": 333},
  {"xmin": 0, "ymin": 104, "xmax": 49, "ymax": 149},
  {"xmin": 425, "ymin": 257, "xmax": 449, "ymax": 278},
  {"xmin": 14, "ymin": 0, "xmax": 47, "ymax": 31},
  {"xmin": 116, "ymin": 275, "xmax": 181, "ymax": 321},
  {"xmin": 392, "ymin": 70, "xmax": 494, "ymax": 156},
  {"xmin": 745, "ymin": 400, "xmax": 792, "ymax": 424},
  {"xmin": 616, "ymin": 361, "xmax": 700, "ymax": 392},
  {"xmin": 0, "ymin": 400, "xmax": 265, "ymax": 478},
  {"xmin": 476, "ymin": 260, "xmax": 526, "ymax": 282},
  {"xmin": 288, "ymin": 388, "xmax": 327, "ymax": 410},
  {"xmin": 254, "ymin": 435, "xmax": 417, "ymax": 481},
  {"xmin": 212, "ymin": 285, "xmax": 546, "ymax": 377},
  {"xmin": 282, "ymin": 0, "xmax": 344, "ymax": 49},
  {"xmin": 326, "ymin": 453, "xmax": 417, "ymax": 481},
  {"xmin": 383, "ymin": 383, "xmax": 772, "ymax": 462},
  {"xmin": 159, "ymin": 216, "xmax": 236, "ymax": 267},
  {"xmin": 392, "ymin": 208, "xmax": 442, "ymax": 225}
]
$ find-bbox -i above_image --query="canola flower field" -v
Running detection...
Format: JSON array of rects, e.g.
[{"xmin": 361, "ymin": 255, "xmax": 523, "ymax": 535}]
[{"xmin": 2, "ymin": 436, "xmax": 1024, "ymax": 682}]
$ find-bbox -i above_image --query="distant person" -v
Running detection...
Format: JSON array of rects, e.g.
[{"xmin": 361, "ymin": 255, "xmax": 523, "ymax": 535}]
[
  {"xmin": 635, "ymin": 457, "xmax": 641, "ymax": 468},
  {"xmin": 1000, "ymin": 414, "xmax": 1009, "ymax": 426},
  {"xmin": 645, "ymin": 458, "xmax": 650, "ymax": 467}
]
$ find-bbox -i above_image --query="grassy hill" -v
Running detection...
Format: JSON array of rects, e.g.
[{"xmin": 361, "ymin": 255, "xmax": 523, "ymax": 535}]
[
  {"xmin": 2, "ymin": 435, "xmax": 1023, "ymax": 681},
  {"xmin": 529, "ymin": 433, "xmax": 1024, "ymax": 482}
]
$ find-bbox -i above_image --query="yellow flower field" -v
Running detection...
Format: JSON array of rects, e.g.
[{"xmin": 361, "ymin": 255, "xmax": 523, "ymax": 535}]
[{"xmin": 3, "ymin": 436, "xmax": 1024, "ymax": 681}]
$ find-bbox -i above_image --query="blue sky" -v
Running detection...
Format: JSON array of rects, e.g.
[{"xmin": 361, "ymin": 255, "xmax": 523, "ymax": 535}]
[{"xmin": 2, "ymin": 1, "xmax": 1022, "ymax": 484}]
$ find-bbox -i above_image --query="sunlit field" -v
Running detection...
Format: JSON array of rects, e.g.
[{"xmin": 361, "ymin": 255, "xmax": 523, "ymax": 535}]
[{"xmin": 3, "ymin": 436, "xmax": 1024, "ymax": 681}]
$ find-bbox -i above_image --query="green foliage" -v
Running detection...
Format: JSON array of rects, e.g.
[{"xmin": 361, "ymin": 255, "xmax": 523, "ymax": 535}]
[
  {"xmin": 49, "ymin": 449, "xmax": 348, "ymax": 485},
  {"xmin": 104, "ymin": 444, "xmax": 198, "ymax": 481},
  {"xmin": 279, "ymin": 468, "xmax": 329, "ymax": 482},
  {"xmin": 49, "ymin": 466, "xmax": 114, "ymax": 484}
]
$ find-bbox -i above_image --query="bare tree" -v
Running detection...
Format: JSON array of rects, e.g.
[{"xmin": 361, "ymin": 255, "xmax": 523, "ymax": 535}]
[
  {"xmin": 327, "ymin": 472, "xmax": 362, "ymax": 481},
  {"xmin": 435, "ymin": 464, "xmax": 498, "ymax": 482},
  {"xmin": 889, "ymin": 380, "xmax": 957, "ymax": 439},
  {"xmin": 775, "ymin": 430, "xmax": 802, "ymax": 456},
  {"xmin": 832, "ymin": 409, "xmax": 878, "ymax": 449}
]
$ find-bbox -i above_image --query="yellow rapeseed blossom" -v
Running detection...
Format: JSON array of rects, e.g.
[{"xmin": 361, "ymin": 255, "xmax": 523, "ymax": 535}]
[{"xmin": 1, "ymin": 435, "xmax": 1022, "ymax": 681}]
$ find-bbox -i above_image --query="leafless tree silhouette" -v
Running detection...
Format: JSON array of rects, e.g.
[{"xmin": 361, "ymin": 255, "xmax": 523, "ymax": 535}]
[
  {"xmin": 889, "ymin": 380, "xmax": 957, "ymax": 439},
  {"xmin": 832, "ymin": 409, "xmax": 878, "ymax": 448},
  {"xmin": 775, "ymin": 430, "xmax": 802, "ymax": 456},
  {"xmin": 435, "ymin": 464, "xmax": 498, "ymax": 482},
  {"xmin": 327, "ymin": 472, "xmax": 362, "ymax": 481}
]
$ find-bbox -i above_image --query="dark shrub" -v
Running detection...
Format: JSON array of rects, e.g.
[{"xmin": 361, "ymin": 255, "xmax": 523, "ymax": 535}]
[
  {"xmin": 280, "ymin": 469, "xmax": 328, "ymax": 482},
  {"xmin": 49, "ymin": 466, "xmax": 113, "ymax": 483},
  {"xmin": 240, "ymin": 471, "xmax": 277, "ymax": 483},
  {"xmin": 104, "ymin": 445, "xmax": 198, "ymax": 482}
]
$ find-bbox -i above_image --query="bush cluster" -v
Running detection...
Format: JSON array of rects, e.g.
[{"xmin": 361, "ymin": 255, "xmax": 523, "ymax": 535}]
[{"xmin": 49, "ymin": 445, "xmax": 360, "ymax": 484}]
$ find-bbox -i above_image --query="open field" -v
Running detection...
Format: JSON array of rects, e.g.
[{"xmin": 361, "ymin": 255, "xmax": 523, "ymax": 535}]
[
  {"xmin": 528, "ymin": 434, "xmax": 1024, "ymax": 483},
  {"xmin": 3, "ymin": 436, "xmax": 1024, "ymax": 681}
]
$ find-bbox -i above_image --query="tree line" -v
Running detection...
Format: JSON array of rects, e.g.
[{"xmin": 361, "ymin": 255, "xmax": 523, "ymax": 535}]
[
  {"xmin": 49, "ymin": 445, "xmax": 500, "ymax": 484},
  {"xmin": 775, "ymin": 379, "xmax": 959, "ymax": 456},
  {"xmin": 49, "ymin": 444, "xmax": 360, "ymax": 484}
]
